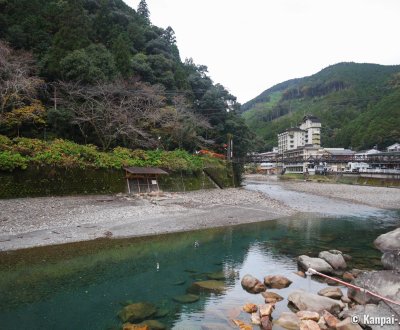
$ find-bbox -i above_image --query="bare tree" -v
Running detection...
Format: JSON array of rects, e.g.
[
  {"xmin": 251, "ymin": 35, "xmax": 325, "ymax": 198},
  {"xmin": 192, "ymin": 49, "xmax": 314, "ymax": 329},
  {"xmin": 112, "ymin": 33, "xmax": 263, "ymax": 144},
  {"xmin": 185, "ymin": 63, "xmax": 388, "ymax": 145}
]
[
  {"xmin": 0, "ymin": 40, "xmax": 44, "ymax": 114},
  {"xmin": 58, "ymin": 80, "xmax": 166, "ymax": 150}
]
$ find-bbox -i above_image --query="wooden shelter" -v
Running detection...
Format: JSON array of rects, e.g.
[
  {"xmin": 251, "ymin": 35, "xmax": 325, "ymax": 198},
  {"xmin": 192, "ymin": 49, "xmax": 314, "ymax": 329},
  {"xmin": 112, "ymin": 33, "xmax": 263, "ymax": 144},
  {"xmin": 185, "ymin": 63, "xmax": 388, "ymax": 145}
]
[{"xmin": 124, "ymin": 167, "xmax": 168, "ymax": 194}]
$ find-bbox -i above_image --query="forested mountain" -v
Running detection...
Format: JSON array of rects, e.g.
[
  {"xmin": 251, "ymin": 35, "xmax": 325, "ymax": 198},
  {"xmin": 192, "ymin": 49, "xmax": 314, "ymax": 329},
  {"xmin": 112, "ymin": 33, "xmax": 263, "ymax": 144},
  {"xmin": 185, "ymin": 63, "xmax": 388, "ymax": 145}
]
[
  {"xmin": 242, "ymin": 63, "xmax": 400, "ymax": 151},
  {"xmin": 0, "ymin": 0, "xmax": 253, "ymax": 157}
]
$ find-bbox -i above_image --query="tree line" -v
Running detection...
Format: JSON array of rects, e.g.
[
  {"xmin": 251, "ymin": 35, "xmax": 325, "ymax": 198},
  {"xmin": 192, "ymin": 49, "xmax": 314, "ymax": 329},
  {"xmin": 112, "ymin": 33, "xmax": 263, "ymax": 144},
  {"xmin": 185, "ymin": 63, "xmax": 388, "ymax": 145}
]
[{"xmin": 0, "ymin": 0, "xmax": 254, "ymax": 159}]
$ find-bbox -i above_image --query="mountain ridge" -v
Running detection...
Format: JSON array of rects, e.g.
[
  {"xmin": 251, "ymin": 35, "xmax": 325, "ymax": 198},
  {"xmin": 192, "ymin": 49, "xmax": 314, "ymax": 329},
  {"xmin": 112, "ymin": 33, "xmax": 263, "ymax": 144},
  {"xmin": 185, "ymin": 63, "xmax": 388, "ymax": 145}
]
[{"xmin": 241, "ymin": 62, "xmax": 400, "ymax": 151}]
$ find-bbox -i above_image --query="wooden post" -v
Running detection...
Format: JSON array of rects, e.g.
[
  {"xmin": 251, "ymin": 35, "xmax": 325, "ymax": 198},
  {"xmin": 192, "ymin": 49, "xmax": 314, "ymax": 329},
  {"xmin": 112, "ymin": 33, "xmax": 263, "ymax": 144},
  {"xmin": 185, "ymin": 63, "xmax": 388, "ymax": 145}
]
[{"xmin": 127, "ymin": 178, "xmax": 131, "ymax": 194}]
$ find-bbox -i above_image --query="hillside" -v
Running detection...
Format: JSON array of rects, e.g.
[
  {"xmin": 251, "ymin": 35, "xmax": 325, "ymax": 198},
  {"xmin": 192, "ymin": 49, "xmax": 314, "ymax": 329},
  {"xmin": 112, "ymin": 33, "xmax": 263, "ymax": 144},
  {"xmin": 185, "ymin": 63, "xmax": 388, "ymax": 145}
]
[
  {"xmin": 242, "ymin": 62, "xmax": 400, "ymax": 151},
  {"xmin": 0, "ymin": 0, "xmax": 253, "ymax": 159}
]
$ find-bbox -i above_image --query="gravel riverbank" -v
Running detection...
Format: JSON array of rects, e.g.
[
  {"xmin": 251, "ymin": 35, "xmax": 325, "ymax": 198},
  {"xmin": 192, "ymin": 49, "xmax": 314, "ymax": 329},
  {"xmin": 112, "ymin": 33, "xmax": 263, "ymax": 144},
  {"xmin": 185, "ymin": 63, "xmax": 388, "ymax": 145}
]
[{"xmin": 1, "ymin": 176, "xmax": 399, "ymax": 251}]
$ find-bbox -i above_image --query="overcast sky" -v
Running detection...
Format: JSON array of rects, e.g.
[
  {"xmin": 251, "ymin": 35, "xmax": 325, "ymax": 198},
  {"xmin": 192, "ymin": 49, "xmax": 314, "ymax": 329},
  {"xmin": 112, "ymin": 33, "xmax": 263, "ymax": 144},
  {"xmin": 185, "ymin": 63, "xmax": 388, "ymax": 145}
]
[{"xmin": 125, "ymin": 0, "xmax": 400, "ymax": 103}]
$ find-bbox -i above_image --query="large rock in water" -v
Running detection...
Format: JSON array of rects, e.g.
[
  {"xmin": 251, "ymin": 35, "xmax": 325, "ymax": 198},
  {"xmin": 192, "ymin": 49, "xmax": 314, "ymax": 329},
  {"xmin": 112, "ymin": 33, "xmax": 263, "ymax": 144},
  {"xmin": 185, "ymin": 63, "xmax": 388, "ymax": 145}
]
[
  {"xmin": 318, "ymin": 287, "xmax": 343, "ymax": 299},
  {"xmin": 347, "ymin": 270, "xmax": 400, "ymax": 304},
  {"xmin": 374, "ymin": 228, "xmax": 400, "ymax": 252},
  {"xmin": 264, "ymin": 275, "xmax": 292, "ymax": 289},
  {"xmin": 274, "ymin": 312, "xmax": 300, "ymax": 329},
  {"xmin": 288, "ymin": 290, "xmax": 344, "ymax": 315},
  {"xmin": 341, "ymin": 302, "xmax": 400, "ymax": 330},
  {"xmin": 118, "ymin": 302, "xmax": 157, "ymax": 322},
  {"xmin": 319, "ymin": 251, "xmax": 347, "ymax": 270},
  {"xmin": 382, "ymin": 250, "xmax": 400, "ymax": 271},
  {"xmin": 241, "ymin": 274, "xmax": 266, "ymax": 293},
  {"xmin": 297, "ymin": 255, "xmax": 333, "ymax": 273}
]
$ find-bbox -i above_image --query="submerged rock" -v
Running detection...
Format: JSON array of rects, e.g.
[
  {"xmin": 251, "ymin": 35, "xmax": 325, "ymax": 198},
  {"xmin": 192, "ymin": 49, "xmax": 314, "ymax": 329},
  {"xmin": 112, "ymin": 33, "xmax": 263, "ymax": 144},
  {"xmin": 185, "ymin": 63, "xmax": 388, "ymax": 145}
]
[
  {"xmin": 191, "ymin": 280, "xmax": 226, "ymax": 293},
  {"xmin": 240, "ymin": 274, "xmax": 266, "ymax": 293},
  {"xmin": 264, "ymin": 275, "xmax": 292, "ymax": 289},
  {"xmin": 232, "ymin": 319, "xmax": 252, "ymax": 330},
  {"xmin": 122, "ymin": 323, "xmax": 150, "ymax": 330},
  {"xmin": 118, "ymin": 302, "xmax": 157, "ymax": 322},
  {"xmin": 374, "ymin": 228, "xmax": 400, "ymax": 252},
  {"xmin": 318, "ymin": 251, "xmax": 347, "ymax": 270},
  {"xmin": 207, "ymin": 271, "xmax": 226, "ymax": 280},
  {"xmin": 318, "ymin": 287, "xmax": 343, "ymax": 299},
  {"xmin": 288, "ymin": 290, "xmax": 344, "ymax": 315},
  {"xmin": 261, "ymin": 291, "xmax": 284, "ymax": 303},
  {"xmin": 172, "ymin": 294, "xmax": 199, "ymax": 303},
  {"xmin": 274, "ymin": 312, "xmax": 300, "ymax": 330},
  {"xmin": 297, "ymin": 255, "xmax": 333, "ymax": 274},
  {"xmin": 140, "ymin": 320, "xmax": 166, "ymax": 330}
]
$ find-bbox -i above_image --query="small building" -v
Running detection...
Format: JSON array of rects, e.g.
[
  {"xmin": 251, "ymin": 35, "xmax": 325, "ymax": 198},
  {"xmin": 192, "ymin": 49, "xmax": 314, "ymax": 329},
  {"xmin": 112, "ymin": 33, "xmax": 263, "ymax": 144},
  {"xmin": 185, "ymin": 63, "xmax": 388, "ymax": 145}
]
[
  {"xmin": 124, "ymin": 167, "xmax": 168, "ymax": 194},
  {"xmin": 354, "ymin": 148, "xmax": 381, "ymax": 160},
  {"xmin": 387, "ymin": 143, "xmax": 400, "ymax": 152}
]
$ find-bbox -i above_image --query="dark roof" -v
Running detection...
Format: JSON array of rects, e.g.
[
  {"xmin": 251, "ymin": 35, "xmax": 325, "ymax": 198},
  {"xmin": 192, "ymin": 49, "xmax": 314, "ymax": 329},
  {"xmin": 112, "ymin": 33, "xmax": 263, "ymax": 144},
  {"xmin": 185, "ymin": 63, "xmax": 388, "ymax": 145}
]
[
  {"xmin": 286, "ymin": 127, "xmax": 304, "ymax": 132},
  {"xmin": 324, "ymin": 149, "xmax": 355, "ymax": 156},
  {"xmin": 303, "ymin": 115, "xmax": 321, "ymax": 123},
  {"xmin": 124, "ymin": 167, "xmax": 168, "ymax": 175}
]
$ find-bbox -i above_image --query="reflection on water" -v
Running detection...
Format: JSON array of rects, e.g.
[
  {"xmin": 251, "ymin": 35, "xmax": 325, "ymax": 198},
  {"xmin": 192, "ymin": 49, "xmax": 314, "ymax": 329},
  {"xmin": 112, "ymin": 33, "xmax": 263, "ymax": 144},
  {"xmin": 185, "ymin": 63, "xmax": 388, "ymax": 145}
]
[{"xmin": 0, "ymin": 212, "xmax": 398, "ymax": 329}]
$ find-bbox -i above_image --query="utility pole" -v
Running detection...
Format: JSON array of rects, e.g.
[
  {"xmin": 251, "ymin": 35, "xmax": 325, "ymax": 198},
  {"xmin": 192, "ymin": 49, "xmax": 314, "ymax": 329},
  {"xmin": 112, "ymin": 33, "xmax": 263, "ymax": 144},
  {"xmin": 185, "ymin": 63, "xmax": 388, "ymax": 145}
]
[{"xmin": 227, "ymin": 133, "xmax": 233, "ymax": 161}]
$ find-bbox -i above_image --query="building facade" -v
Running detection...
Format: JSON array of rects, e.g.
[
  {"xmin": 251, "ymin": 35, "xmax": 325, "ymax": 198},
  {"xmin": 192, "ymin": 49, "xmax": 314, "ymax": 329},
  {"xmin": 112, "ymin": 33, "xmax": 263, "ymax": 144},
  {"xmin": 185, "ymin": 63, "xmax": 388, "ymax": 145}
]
[{"xmin": 277, "ymin": 115, "xmax": 321, "ymax": 154}]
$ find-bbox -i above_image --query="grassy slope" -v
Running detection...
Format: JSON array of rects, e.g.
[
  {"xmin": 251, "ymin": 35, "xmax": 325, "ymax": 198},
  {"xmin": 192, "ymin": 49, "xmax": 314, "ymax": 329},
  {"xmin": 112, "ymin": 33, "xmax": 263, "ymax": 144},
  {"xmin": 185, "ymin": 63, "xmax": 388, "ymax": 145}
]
[{"xmin": 242, "ymin": 62, "xmax": 400, "ymax": 150}]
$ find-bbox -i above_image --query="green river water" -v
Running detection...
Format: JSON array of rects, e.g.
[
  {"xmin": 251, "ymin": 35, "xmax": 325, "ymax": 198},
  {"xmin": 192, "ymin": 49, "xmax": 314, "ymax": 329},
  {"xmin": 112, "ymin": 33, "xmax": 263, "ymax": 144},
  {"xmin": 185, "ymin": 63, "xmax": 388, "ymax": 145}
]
[{"xmin": 0, "ymin": 211, "xmax": 399, "ymax": 330}]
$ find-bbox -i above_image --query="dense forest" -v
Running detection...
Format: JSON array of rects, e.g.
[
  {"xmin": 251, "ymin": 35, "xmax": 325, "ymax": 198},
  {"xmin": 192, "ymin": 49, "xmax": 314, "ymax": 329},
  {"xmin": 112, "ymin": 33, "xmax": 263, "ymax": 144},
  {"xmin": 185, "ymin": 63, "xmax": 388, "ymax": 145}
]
[
  {"xmin": 0, "ymin": 0, "xmax": 253, "ymax": 167},
  {"xmin": 242, "ymin": 62, "xmax": 400, "ymax": 151}
]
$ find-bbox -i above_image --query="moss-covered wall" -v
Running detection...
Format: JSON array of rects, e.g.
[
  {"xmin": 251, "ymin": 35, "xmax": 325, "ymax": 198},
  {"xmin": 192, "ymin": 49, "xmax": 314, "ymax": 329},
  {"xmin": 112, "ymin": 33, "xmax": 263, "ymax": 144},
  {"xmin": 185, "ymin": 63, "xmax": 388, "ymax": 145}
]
[
  {"xmin": 0, "ymin": 166, "xmax": 127, "ymax": 199},
  {"xmin": 204, "ymin": 163, "xmax": 235, "ymax": 188},
  {"xmin": 0, "ymin": 165, "xmax": 236, "ymax": 199}
]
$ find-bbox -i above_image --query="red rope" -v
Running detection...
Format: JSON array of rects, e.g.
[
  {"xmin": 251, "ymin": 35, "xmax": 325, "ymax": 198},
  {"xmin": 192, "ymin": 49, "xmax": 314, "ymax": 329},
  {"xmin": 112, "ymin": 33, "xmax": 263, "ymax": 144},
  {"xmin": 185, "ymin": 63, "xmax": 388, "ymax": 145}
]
[{"xmin": 307, "ymin": 268, "xmax": 400, "ymax": 306}]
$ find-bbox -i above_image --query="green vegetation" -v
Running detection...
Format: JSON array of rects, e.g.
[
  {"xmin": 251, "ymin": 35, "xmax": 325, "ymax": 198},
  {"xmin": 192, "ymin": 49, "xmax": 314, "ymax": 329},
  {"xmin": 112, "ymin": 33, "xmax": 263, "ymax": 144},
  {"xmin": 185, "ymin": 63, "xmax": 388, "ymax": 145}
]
[
  {"xmin": 0, "ymin": 0, "xmax": 253, "ymax": 165},
  {"xmin": 0, "ymin": 135, "xmax": 213, "ymax": 172},
  {"xmin": 242, "ymin": 63, "xmax": 400, "ymax": 151}
]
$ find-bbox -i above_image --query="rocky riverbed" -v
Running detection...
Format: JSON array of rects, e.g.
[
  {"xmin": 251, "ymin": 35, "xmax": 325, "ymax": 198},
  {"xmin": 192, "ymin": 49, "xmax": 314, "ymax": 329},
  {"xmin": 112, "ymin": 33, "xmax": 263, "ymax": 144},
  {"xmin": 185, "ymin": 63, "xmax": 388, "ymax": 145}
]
[{"xmin": 1, "ymin": 176, "xmax": 399, "ymax": 251}]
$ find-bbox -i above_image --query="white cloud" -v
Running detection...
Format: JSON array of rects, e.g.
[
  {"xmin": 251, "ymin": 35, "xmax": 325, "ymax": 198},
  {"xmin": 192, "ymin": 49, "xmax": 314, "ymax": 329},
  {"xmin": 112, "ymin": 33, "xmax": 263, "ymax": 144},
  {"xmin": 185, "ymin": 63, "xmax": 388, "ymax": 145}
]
[{"xmin": 125, "ymin": 0, "xmax": 400, "ymax": 102}]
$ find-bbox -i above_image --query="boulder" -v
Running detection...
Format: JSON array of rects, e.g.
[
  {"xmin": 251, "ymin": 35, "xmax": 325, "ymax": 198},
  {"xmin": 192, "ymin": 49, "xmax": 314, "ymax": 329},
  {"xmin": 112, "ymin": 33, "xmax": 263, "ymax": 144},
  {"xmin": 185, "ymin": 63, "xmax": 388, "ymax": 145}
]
[
  {"xmin": 264, "ymin": 275, "xmax": 292, "ymax": 289},
  {"xmin": 335, "ymin": 317, "xmax": 363, "ymax": 330},
  {"xmin": 374, "ymin": 227, "xmax": 400, "ymax": 252},
  {"xmin": 274, "ymin": 312, "xmax": 300, "ymax": 330},
  {"xmin": 296, "ymin": 311, "xmax": 320, "ymax": 321},
  {"xmin": 347, "ymin": 270, "xmax": 400, "ymax": 304},
  {"xmin": 242, "ymin": 303, "xmax": 258, "ymax": 313},
  {"xmin": 261, "ymin": 316, "xmax": 273, "ymax": 330},
  {"xmin": 319, "ymin": 251, "xmax": 347, "ymax": 270},
  {"xmin": 118, "ymin": 302, "xmax": 157, "ymax": 322},
  {"xmin": 322, "ymin": 310, "xmax": 339, "ymax": 328},
  {"xmin": 297, "ymin": 255, "xmax": 333, "ymax": 274},
  {"xmin": 299, "ymin": 320, "xmax": 320, "ymax": 330},
  {"xmin": 341, "ymin": 302, "xmax": 400, "ymax": 330},
  {"xmin": 318, "ymin": 287, "xmax": 343, "ymax": 299},
  {"xmin": 382, "ymin": 250, "xmax": 400, "ymax": 271},
  {"xmin": 288, "ymin": 290, "xmax": 344, "ymax": 315},
  {"xmin": 259, "ymin": 303, "xmax": 274, "ymax": 317},
  {"xmin": 261, "ymin": 291, "xmax": 284, "ymax": 303},
  {"xmin": 251, "ymin": 312, "xmax": 261, "ymax": 325},
  {"xmin": 241, "ymin": 274, "xmax": 266, "ymax": 293},
  {"xmin": 172, "ymin": 294, "xmax": 199, "ymax": 303}
]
